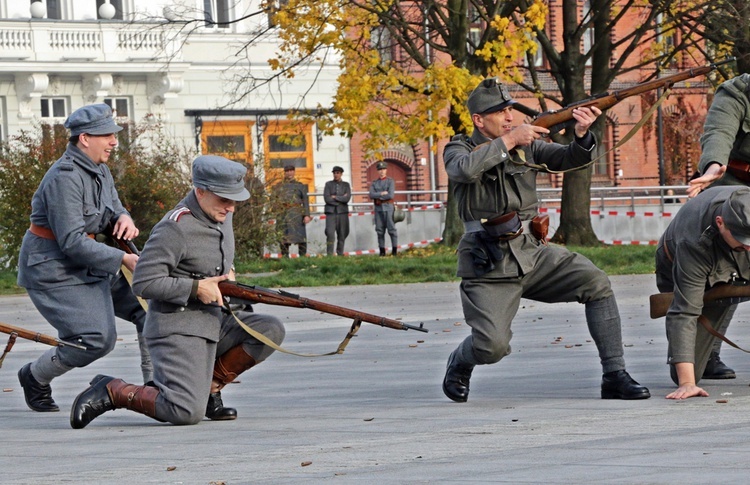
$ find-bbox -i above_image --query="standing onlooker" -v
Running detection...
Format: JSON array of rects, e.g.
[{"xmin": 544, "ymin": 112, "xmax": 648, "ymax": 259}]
[
  {"xmin": 323, "ymin": 166, "xmax": 351, "ymax": 256},
  {"xmin": 16, "ymin": 103, "xmax": 152, "ymax": 413},
  {"xmin": 684, "ymin": 73, "xmax": 750, "ymax": 379},
  {"xmin": 369, "ymin": 161, "xmax": 398, "ymax": 256},
  {"xmin": 278, "ymin": 165, "xmax": 311, "ymax": 257}
]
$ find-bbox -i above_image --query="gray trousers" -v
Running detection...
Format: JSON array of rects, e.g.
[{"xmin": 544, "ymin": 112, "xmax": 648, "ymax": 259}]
[
  {"xmin": 325, "ymin": 212, "xmax": 349, "ymax": 255},
  {"xmin": 686, "ymin": 302, "xmax": 736, "ymax": 384},
  {"xmin": 457, "ymin": 245, "xmax": 625, "ymax": 374},
  {"xmin": 374, "ymin": 207, "xmax": 397, "ymax": 248},
  {"xmin": 146, "ymin": 311, "xmax": 285, "ymax": 425}
]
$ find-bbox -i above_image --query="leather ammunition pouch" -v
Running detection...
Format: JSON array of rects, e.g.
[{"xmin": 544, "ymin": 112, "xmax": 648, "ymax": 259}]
[
  {"xmin": 727, "ymin": 159, "xmax": 750, "ymax": 183},
  {"xmin": 530, "ymin": 214, "xmax": 549, "ymax": 242}
]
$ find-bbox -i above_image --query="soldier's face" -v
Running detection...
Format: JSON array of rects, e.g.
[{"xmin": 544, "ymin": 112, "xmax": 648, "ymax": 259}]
[
  {"xmin": 79, "ymin": 132, "xmax": 118, "ymax": 164},
  {"xmin": 717, "ymin": 216, "xmax": 750, "ymax": 252},
  {"xmin": 333, "ymin": 171, "xmax": 342, "ymax": 181},
  {"xmin": 284, "ymin": 169, "xmax": 295, "ymax": 180},
  {"xmin": 473, "ymin": 106, "xmax": 514, "ymax": 140},
  {"xmin": 196, "ymin": 188, "xmax": 236, "ymax": 223}
]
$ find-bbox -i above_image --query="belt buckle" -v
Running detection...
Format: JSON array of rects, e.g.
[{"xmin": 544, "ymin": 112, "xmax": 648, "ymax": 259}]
[{"xmin": 497, "ymin": 227, "xmax": 523, "ymax": 241}]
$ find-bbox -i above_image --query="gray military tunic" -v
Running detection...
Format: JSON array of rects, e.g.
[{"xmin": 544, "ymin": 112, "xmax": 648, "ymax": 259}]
[
  {"xmin": 699, "ymin": 73, "xmax": 750, "ymax": 186},
  {"xmin": 323, "ymin": 179, "xmax": 351, "ymax": 255},
  {"xmin": 132, "ymin": 190, "xmax": 285, "ymax": 425},
  {"xmin": 17, "ymin": 143, "xmax": 142, "ymax": 368},
  {"xmin": 655, "ymin": 185, "xmax": 750, "ymax": 381},
  {"xmin": 443, "ymin": 128, "xmax": 622, "ymax": 370},
  {"xmin": 369, "ymin": 176, "xmax": 397, "ymax": 248}
]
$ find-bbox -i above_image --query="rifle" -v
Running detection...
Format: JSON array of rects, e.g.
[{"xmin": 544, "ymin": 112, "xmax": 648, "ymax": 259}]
[
  {"xmin": 220, "ymin": 281, "xmax": 427, "ymax": 333},
  {"xmin": 0, "ymin": 321, "xmax": 86, "ymax": 368},
  {"xmin": 515, "ymin": 58, "xmax": 736, "ymax": 136},
  {"xmin": 114, "ymin": 237, "xmax": 427, "ymax": 334}
]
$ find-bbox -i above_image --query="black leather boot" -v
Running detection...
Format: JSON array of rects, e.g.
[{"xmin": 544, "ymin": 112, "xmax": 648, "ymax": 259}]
[
  {"xmin": 18, "ymin": 363, "xmax": 59, "ymax": 412},
  {"xmin": 392, "ymin": 247, "xmax": 397, "ymax": 256},
  {"xmin": 442, "ymin": 348, "xmax": 474, "ymax": 402},
  {"xmin": 206, "ymin": 392, "xmax": 237, "ymax": 421},
  {"xmin": 71, "ymin": 374, "xmax": 160, "ymax": 429},
  {"xmin": 702, "ymin": 351, "xmax": 736, "ymax": 379},
  {"xmin": 601, "ymin": 370, "xmax": 651, "ymax": 400},
  {"xmin": 379, "ymin": 247, "xmax": 386, "ymax": 257}
]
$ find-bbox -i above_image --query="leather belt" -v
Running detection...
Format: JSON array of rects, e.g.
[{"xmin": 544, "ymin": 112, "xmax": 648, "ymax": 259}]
[
  {"xmin": 464, "ymin": 219, "xmax": 532, "ymax": 235},
  {"xmin": 374, "ymin": 199, "xmax": 393, "ymax": 206},
  {"xmin": 29, "ymin": 223, "xmax": 95, "ymax": 241},
  {"xmin": 29, "ymin": 223, "xmax": 55, "ymax": 240}
]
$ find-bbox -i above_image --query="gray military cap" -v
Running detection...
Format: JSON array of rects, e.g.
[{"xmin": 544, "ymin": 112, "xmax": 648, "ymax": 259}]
[
  {"xmin": 467, "ymin": 77, "xmax": 516, "ymax": 115},
  {"xmin": 192, "ymin": 155, "xmax": 250, "ymax": 202},
  {"xmin": 721, "ymin": 187, "xmax": 750, "ymax": 245},
  {"xmin": 64, "ymin": 103, "xmax": 123, "ymax": 136},
  {"xmin": 332, "ymin": 166, "xmax": 344, "ymax": 173},
  {"xmin": 376, "ymin": 161, "xmax": 387, "ymax": 170}
]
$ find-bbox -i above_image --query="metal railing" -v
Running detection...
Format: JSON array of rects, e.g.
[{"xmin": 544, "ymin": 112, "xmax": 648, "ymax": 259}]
[{"xmin": 307, "ymin": 186, "xmax": 687, "ymax": 214}]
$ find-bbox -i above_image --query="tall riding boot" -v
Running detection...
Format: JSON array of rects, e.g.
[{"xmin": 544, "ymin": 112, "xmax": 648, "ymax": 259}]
[
  {"xmin": 206, "ymin": 345, "xmax": 257, "ymax": 420},
  {"xmin": 379, "ymin": 247, "xmax": 386, "ymax": 257},
  {"xmin": 392, "ymin": 247, "xmax": 397, "ymax": 256},
  {"xmin": 70, "ymin": 375, "xmax": 160, "ymax": 429}
]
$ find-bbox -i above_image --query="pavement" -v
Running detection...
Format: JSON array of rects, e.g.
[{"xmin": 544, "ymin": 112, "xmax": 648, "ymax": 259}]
[{"xmin": 2, "ymin": 274, "xmax": 750, "ymax": 484}]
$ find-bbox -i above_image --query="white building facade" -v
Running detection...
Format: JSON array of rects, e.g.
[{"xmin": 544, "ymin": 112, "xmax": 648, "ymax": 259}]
[{"xmin": 0, "ymin": 0, "xmax": 350, "ymax": 195}]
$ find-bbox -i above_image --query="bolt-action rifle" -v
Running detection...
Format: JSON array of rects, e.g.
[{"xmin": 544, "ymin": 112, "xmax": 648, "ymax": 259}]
[
  {"xmin": 114, "ymin": 238, "xmax": 426, "ymax": 334},
  {"xmin": 513, "ymin": 58, "xmax": 736, "ymax": 136},
  {"xmin": 0, "ymin": 321, "xmax": 86, "ymax": 368}
]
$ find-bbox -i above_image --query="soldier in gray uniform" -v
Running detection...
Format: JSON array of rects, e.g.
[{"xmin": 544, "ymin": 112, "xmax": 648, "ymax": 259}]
[
  {"xmin": 323, "ymin": 166, "xmax": 351, "ymax": 255},
  {"xmin": 16, "ymin": 103, "xmax": 152, "ymax": 413},
  {"xmin": 656, "ymin": 185, "xmax": 750, "ymax": 399},
  {"xmin": 441, "ymin": 77, "xmax": 650, "ymax": 402},
  {"xmin": 278, "ymin": 165, "xmax": 311, "ymax": 257},
  {"xmin": 684, "ymin": 73, "xmax": 750, "ymax": 379},
  {"xmin": 70, "ymin": 155, "xmax": 286, "ymax": 428},
  {"xmin": 369, "ymin": 161, "xmax": 398, "ymax": 256}
]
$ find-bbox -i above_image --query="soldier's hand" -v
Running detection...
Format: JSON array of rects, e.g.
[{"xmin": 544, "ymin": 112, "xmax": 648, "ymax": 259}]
[
  {"xmin": 112, "ymin": 215, "xmax": 139, "ymax": 240},
  {"xmin": 687, "ymin": 164, "xmax": 725, "ymax": 198},
  {"xmin": 196, "ymin": 274, "xmax": 230, "ymax": 305},
  {"xmin": 502, "ymin": 124, "xmax": 549, "ymax": 150},
  {"xmin": 572, "ymin": 106, "xmax": 602, "ymax": 137},
  {"xmin": 122, "ymin": 253, "xmax": 138, "ymax": 273},
  {"xmin": 665, "ymin": 383, "xmax": 709, "ymax": 400}
]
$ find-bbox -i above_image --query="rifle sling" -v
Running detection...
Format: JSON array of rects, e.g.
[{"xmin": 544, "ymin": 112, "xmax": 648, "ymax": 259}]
[
  {"xmin": 517, "ymin": 87, "xmax": 672, "ymax": 174},
  {"xmin": 0, "ymin": 332, "xmax": 17, "ymax": 368},
  {"xmin": 697, "ymin": 315, "xmax": 750, "ymax": 354},
  {"xmin": 227, "ymin": 306, "xmax": 361, "ymax": 358}
]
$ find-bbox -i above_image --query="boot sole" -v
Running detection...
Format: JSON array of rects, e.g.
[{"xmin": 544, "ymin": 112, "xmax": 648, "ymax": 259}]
[{"xmin": 601, "ymin": 390, "xmax": 651, "ymax": 400}]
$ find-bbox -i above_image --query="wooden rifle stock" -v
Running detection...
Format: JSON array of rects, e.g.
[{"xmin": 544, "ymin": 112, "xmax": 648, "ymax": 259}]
[
  {"xmin": 649, "ymin": 283, "xmax": 750, "ymax": 319},
  {"xmin": 0, "ymin": 321, "xmax": 86, "ymax": 350},
  {"xmin": 219, "ymin": 281, "xmax": 427, "ymax": 333},
  {"xmin": 516, "ymin": 58, "xmax": 735, "ymax": 135}
]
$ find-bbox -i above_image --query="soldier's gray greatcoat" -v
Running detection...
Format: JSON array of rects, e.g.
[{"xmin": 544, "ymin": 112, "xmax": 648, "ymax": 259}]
[
  {"xmin": 443, "ymin": 128, "xmax": 623, "ymax": 369},
  {"xmin": 131, "ymin": 190, "xmax": 284, "ymax": 424},
  {"xmin": 369, "ymin": 176, "xmax": 398, "ymax": 249},
  {"xmin": 655, "ymin": 185, "xmax": 750, "ymax": 381},
  {"xmin": 17, "ymin": 143, "xmax": 142, "ymax": 367},
  {"xmin": 323, "ymin": 178, "xmax": 351, "ymax": 255},
  {"xmin": 278, "ymin": 179, "xmax": 310, "ymax": 245}
]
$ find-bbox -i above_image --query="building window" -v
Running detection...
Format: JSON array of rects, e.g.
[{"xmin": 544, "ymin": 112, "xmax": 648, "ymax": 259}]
[
  {"xmin": 371, "ymin": 26, "xmax": 393, "ymax": 64},
  {"xmin": 96, "ymin": 0, "xmax": 124, "ymax": 20},
  {"xmin": 40, "ymin": 98, "xmax": 68, "ymax": 120},
  {"xmin": 201, "ymin": 120, "xmax": 254, "ymax": 166},
  {"xmin": 265, "ymin": 121, "xmax": 313, "ymax": 188},
  {"xmin": 31, "ymin": 0, "xmax": 61, "ymax": 19},
  {"xmin": 203, "ymin": 0, "xmax": 230, "ymax": 28},
  {"xmin": 103, "ymin": 97, "xmax": 130, "ymax": 119}
]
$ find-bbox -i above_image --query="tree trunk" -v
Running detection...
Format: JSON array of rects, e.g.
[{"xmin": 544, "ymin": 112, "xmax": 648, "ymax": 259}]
[{"xmin": 550, "ymin": 167, "xmax": 601, "ymax": 246}]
